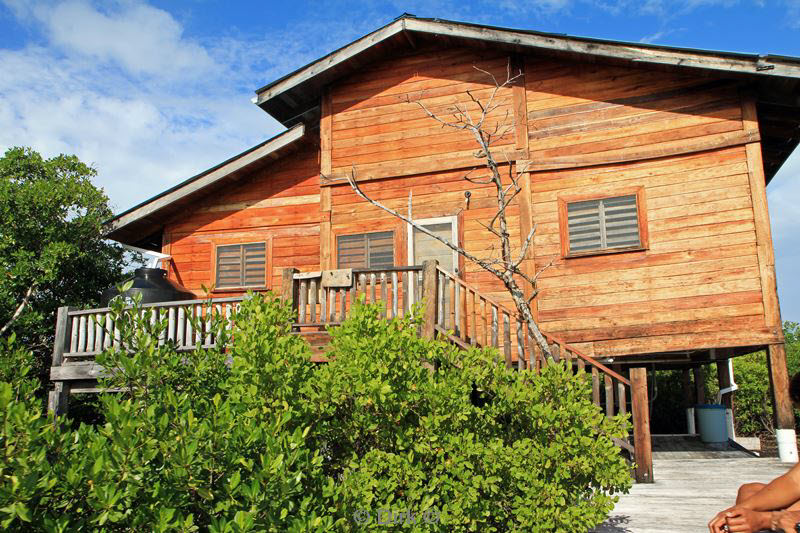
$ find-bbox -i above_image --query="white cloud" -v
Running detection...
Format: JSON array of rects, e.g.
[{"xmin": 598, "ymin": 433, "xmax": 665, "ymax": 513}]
[
  {"xmin": 639, "ymin": 29, "xmax": 667, "ymax": 44},
  {"xmin": 0, "ymin": 0, "xmax": 324, "ymax": 213},
  {"xmin": 0, "ymin": 0, "xmax": 395, "ymax": 214},
  {"xmin": 33, "ymin": 1, "xmax": 214, "ymax": 77},
  {"xmin": 495, "ymin": 0, "xmax": 572, "ymax": 13}
]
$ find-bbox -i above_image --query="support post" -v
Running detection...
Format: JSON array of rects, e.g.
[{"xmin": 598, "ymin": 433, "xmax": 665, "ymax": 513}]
[
  {"xmin": 47, "ymin": 306, "xmax": 73, "ymax": 420},
  {"xmin": 768, "ymin": 342, "xmax": 798, "ymax": 463},
  {"xmin": 693, "ymin": 365, "xmax": 706, "ymax": 405},
  {"xmin": 420, "ymin": 260, "xmax": 439, "ymax": 339},
  {"xmin": 631, "ymin": 367, "xmax": 654, "ymax": 483},
  {"xmin": 281, "ymin": 268, "xmax": 299, "ymax": 308},
  {"xmin": 741, "ymin": 98, "xmax": 796, "ymax": 462},
  {"xmin": 682, "ymin": 368, "xmax": 696, "ymax": 434}
]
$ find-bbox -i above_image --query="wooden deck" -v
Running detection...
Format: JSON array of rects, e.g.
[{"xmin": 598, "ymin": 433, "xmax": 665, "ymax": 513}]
[{"xmin": 593, "ymin": 456, "xmax": 788, "ymax": 532}]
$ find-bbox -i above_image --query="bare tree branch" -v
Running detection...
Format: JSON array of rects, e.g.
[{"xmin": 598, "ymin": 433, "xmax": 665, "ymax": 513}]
[
  {"xmin": 1, "ymin": 284, "xmax": 37, "ymax": 337},
  {"xmin": 353, "ymin": 58, "xmax": 553, "ymax": 358},
  {"xmin": 344, "ymin": 168, "xmax": 504, "ymax": 279},
  {"xmin": 512, "ymin": 224, "xmax": 537, "ymax": 270}
]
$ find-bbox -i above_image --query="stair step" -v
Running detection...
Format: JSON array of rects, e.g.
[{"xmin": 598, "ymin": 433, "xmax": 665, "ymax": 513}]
[{"xmin": 291, "ymin": 330, "xmax": 331, "ymax": 362}]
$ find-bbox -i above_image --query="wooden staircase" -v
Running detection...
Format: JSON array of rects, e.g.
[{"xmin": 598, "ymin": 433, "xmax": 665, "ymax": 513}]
[{"xmin": 284, "ymin": 262, "xmax": 652, "ymax": 482}]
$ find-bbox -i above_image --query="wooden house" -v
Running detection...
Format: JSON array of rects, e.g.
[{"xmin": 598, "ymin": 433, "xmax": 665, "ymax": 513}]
[{"xmin": 52, "ymin": 17, "xmax": 800, "ymax": 475}]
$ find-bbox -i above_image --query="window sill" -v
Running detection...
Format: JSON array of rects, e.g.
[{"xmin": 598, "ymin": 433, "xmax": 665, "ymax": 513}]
[
  {"xmin": 211, "ymin": 286, "xmax": 268, "ymax": 293},
  {"xmin": 564, "ymin": 247, "xmax": 647, "ymax": 260}
]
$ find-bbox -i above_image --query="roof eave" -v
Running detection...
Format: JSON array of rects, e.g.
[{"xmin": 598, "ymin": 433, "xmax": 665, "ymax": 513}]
[{"xmin": 254, "ymin": 16, "xmax": 800, "ymax": 122}]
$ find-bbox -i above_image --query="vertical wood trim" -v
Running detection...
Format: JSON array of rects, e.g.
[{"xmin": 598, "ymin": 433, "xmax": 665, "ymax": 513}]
[
  {"xmin": 162, "ymin": 231, "xmax": 173, "ymax": 277},
  {"xmin": 516, "ymin": 167, "xmax": 538, "ymax": 321},
  {"xmin": 557, "ymin": 196, "xmax": 570, "ymax": 257},
  {"xmin": 321, "ymin": 87, "xmax": 332, "ymax": 176},
  {"xmin": 320, "ymin": 86, "xmax": 334, "ymax": 270},
  {"xmin": 742, "ymin": 96, "xmax": 782, "ymax": 333},
  {"xmin": 421, "ymin": 260, "xmax": 439, "ymax": 339},
  {"xmin": 511, "ymin": 54, "xmax": 529, "ymax": 153},
  {"xmin": 320, "ymin": 195, "xmax": 332, "ymax": 270},
  {"xmin": 631, "ymin": 367, "xmax": 654, "ymax": 483},
  {"xmin": 636, "ymin": 187, "xmax": 650, "ymax": 251}
]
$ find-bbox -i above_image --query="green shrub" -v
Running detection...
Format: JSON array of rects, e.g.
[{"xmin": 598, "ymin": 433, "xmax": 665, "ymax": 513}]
[
  {"xmin": 307, "ymin": 303, "xmax": 632, "ymax": 531},
  {"xmin": 0, "ymin": 294, "xmax": 631, "ymax": 531}
]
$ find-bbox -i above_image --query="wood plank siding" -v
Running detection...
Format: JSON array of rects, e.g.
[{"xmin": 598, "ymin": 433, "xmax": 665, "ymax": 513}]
[
  {"xmin": 327, "ymin": 46, "xmax": 519, "ymax": 182},
  {"xmin": 159, "ymin": 44, "xmax": 781, "ymax": 359},
  {"xmin": 163, "ymin": 144, "xmax": 321, "ymax": 296}
]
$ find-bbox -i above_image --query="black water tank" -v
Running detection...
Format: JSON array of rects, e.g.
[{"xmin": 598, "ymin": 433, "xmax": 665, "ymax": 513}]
[{"xmin": 102, "ymin": 268, "xmax": 196, "ymax": 306}]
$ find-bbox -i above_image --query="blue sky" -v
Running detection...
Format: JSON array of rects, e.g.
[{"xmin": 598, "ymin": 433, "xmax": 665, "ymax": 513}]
[{"xmin": 1, "ymin": 0, "xmax": 800, "ymax": 320}]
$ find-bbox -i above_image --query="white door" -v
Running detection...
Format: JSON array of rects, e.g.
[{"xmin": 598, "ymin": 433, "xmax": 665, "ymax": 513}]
[
  {"xmin": 409, "ymin": 216, "xmax": 459, "ymax": 331},
  {"xmin": 408, "ymin": 216, "xmax": 459, "ymax": 274}
]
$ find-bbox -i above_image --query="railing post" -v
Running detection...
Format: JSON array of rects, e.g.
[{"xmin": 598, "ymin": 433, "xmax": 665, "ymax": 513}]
[
  {"xmin": 421, "ymin": 260, "xmax": 439, "ymax": 339},
  {"xmin": 281, "ymin": 268, "xmax": 299, "ymax": 305},
  {"xmin": 631, "ymin": 367, "xmax": 654, "ymax": 483},
  {"xmin": 48, "ymin": 306, "xmax": 73, "ymax": 421}
]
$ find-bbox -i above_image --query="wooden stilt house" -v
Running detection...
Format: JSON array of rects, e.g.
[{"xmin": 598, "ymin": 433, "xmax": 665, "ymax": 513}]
[{"xmin": 50, "ymin": 16, "xmax": 800, "ymax": 479}]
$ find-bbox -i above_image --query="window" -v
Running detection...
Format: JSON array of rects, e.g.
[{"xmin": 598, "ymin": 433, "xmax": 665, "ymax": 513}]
[
  {"xmin": 215, "ymin": 242, "xmax": 267, "ymax": 289},
  {"xmin": 560, "ymin": 191, "xmax": 646, "ymax": 257},
  {"xmin": 337, "ymin": 231, "xmax": 394, "ymax": 269}
]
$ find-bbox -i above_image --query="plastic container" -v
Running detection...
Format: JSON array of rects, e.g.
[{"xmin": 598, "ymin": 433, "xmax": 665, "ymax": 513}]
[{"xmin": 695, "ymin": 404, "xmax": 728, "ymax": 443}]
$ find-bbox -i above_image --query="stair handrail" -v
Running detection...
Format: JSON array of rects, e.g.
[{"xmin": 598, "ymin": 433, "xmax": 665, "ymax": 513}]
[{"xmin": 434, "ymin": 266, "xmax": 629, "ymax": 386}]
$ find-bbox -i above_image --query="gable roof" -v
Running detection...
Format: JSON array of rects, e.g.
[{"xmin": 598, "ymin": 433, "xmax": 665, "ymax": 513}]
[
  {"xmin": 105, "ymin": 124, "xmax": 306, "ymax": 249},
  {"xmin": 254, "ymin": 15, "xmax": 800, "ymax": 181},
  {"xmin": 107, "ymin": 17, "xmax": 800, "ymax": 250}
]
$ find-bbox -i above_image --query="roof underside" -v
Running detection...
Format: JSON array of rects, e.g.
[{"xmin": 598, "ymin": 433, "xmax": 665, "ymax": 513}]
[{"xmin": 255, "ymin": 16, "xmax": 800, "ymax": 182}]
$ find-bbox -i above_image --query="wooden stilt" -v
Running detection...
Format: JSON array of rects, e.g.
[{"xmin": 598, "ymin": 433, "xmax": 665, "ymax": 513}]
[
  {"xmin": 768, "ymin": 342, "xmax": 798, "ymax": 462},
  {"xmin": 631, "ymin": 367, "xmax": 653, "ymax": 483},
  {"xmin": 693, "ymin": 366, "xmax": 706, "ymax": 405},
  {"xmin": 767, "ymin": 343, "xmax": 796, "ymax": 432}
]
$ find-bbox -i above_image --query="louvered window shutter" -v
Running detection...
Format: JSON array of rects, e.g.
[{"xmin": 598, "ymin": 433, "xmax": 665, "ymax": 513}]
[
  {"xmin": 337, "ymin": 231, "xmax": 394, "ymax": 268},
  {"xmin": 366, "ymin": 231, "xmax": 394, "ymax": 269},
  {"xmin": 567, "ymin": 195, "xmax": 640, "ymax": 254},
  {"xmin": 216, "ymin": 242, "xmax": 266, "ymax": 288},
  {"xmin": 603, "ymin": 196, "xmax": 640, "ymax": 249}
]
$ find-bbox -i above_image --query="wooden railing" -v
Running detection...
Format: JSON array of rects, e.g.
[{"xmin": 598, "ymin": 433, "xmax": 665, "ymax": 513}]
[
  {"xmin": 59, "ymin": 297, "xmax": 243, "ymax": 359},
  {"xmin": 49, "ymin": 261, "xmax": 652, "ymax": 482},
  {"xmin": 435, "ymin": 267, "xmax": 630, "ymax": 412},
  {"xmin": 432, "ymin": 266, "xmax": 651, "ymax": 483},
  {"xmin": 287, "ymin": 266, "xmax": 424, "ymax": 327}
]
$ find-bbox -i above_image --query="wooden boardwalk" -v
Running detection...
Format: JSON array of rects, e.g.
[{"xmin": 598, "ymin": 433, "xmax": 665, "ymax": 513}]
[{"xmin": 593, "ymin": 456, "xmax": 789, "ymax": 532}]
